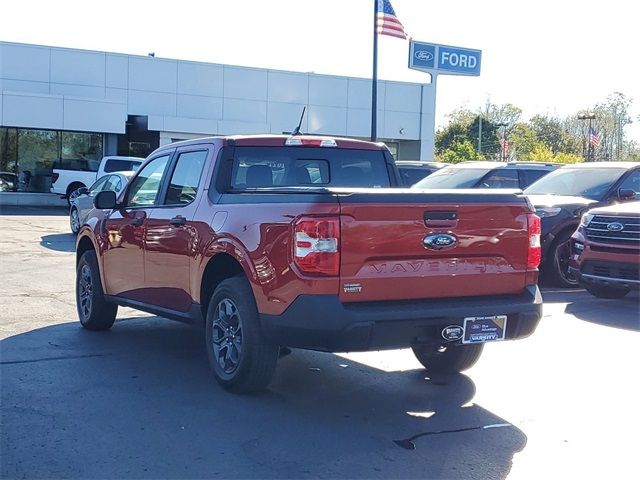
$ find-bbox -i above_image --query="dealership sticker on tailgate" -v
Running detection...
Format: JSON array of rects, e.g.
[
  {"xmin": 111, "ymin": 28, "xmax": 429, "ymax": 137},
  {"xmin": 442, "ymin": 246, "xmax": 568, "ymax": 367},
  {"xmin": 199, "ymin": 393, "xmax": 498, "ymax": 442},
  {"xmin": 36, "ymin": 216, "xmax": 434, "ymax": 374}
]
[{"xmin": 462, "ymin": 315, "xmax": 507, "ymax": 344}]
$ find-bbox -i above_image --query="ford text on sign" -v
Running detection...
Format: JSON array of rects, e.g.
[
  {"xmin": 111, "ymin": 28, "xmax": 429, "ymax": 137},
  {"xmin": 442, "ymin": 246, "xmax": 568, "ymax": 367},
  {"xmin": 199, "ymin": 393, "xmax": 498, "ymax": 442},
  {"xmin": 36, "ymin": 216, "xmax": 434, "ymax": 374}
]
[{"xmin": 437, "ymin": 46, "xmax": 481, "ymax": 75}]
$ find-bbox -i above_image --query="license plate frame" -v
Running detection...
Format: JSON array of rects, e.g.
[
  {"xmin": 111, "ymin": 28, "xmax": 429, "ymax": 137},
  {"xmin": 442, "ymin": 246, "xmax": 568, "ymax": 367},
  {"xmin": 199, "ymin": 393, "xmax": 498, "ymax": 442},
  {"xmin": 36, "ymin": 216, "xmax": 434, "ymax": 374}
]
[{"xmin": 462, "ymin": 315, "xmax": 507, "ymax": 344}]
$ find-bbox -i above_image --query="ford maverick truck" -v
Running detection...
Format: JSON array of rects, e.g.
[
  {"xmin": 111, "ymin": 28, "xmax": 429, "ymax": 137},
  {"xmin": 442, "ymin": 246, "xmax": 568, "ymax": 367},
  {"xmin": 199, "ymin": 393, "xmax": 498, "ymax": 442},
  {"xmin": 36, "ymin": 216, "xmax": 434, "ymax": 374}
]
[{"xmin": 76, "ymin": 135, "xmax": 543, "ymax": 392}]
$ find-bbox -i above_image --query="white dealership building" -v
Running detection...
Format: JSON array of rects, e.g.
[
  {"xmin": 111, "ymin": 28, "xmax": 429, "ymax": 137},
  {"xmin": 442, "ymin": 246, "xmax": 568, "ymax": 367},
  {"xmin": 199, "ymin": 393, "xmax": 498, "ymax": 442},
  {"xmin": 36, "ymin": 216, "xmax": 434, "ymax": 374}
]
[{"xmin": 0, "ymin": 41, "xmax": 436, "ymax": 205}]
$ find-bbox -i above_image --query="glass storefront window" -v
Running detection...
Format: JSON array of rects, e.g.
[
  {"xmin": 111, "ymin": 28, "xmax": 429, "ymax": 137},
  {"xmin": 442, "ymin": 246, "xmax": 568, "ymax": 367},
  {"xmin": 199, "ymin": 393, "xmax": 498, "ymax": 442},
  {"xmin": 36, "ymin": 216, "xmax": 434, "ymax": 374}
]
[
  {"xmin": 17, "ymin": 129, "xmax": 58, "ymax": 192},
  {"xmin": 0, "ymin": 128, "xmax": 18, "ymax": 192},
  {"xmin": 0, "ymin": 127, "xmax": 103, "ymax": 193}
]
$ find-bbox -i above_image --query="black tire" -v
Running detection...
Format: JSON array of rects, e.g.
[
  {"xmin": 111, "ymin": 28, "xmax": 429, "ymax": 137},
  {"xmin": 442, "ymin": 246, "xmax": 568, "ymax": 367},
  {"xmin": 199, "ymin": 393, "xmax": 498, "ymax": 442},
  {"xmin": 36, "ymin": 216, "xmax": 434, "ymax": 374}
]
[
  {"xmin": 547, "ymin": 229, "xmax": 579, "ymax": 288},
  {"xmin": 585, "ymin": 284, "xmax": 630, "ymax": 299},
  {"xmin": 412, "ymin": 343, "xmax": 484, "ymax": 375},
  {"xmin": 205, "ymin": 276, "xmax": 279, "ymax": 393},
  {"xmin": 76, "ymin": 250, "xmax": 117, "ymax": 330},
  {"xmin": 66, "ymin": 182, "xmax": 85, "ymax": 207},
  {"xmin": 70, "ymin": 206, "xmax": 80, "ymax": 234}
]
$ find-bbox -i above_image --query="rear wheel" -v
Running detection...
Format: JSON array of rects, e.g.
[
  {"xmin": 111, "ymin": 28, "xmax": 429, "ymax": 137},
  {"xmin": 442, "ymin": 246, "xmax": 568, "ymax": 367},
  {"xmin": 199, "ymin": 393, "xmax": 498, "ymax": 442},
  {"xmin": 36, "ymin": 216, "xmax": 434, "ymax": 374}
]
[
  {"xmin": 205, "ymin": 276, "xmax": 279, "ymax": 393},
  {"xmin": 547, "ymin": 229, "xmax": 579, "ymax": 288},
  {"xmin": 585, "ymin": 284, "xmax": 630, "ymax": 299},
  {"xmin": 412, "ymin": 343, "xmax": 484, "ymax": 375},
  {"xmin": 70, "ymin": 207, "xmax": 80, "ymax": 234},
  {"xmin": 66, "ymin": 182, "xmax": 85, "ymax": 206},
  {"xmin": 76, "ymin": 250, "xmax": 117, "ymax": 330}
]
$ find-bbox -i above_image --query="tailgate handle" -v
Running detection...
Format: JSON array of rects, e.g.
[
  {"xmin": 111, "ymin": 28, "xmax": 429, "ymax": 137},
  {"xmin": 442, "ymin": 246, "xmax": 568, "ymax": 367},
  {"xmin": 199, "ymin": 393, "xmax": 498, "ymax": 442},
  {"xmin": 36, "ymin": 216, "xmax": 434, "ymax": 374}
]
[{"xmin": 424, "ymin": 211, "xmax": 457, "ymax": 227}]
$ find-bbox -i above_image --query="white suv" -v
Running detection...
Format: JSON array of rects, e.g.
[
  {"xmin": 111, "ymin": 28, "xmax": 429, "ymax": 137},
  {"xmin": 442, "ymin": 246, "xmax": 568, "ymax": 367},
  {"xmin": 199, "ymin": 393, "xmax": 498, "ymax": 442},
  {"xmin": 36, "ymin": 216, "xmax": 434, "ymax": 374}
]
[{"xmin": 51, "ymin": 156, "xmax": 143, "ymax": 205}]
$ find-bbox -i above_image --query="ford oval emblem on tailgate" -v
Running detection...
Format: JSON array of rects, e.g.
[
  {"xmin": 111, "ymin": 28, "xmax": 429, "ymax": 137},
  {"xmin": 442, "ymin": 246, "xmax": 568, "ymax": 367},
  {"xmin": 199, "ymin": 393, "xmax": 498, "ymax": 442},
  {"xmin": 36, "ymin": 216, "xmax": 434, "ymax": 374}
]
[{"xmin": 423, "ymin": 233, "xmax": 457, "ymax": 250}]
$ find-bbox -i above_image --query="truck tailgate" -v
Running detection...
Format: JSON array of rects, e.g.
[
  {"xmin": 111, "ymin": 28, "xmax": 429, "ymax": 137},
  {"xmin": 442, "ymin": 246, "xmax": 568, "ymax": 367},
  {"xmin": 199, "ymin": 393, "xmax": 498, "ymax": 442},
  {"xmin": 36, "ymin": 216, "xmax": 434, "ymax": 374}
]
[{"xmin": 337, "ymin": 190, "xmax": 532, "ymax": 303}]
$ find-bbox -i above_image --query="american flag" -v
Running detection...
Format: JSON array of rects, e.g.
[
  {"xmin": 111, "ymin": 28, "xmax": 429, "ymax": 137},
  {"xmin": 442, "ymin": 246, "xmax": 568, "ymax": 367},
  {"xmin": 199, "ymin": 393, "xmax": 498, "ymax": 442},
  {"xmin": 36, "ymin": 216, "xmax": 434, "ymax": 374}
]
[
  {"xmin": 589, "ymin": 127, "xmax": 600, "ymax": 148},
  {"xmin": 376, "ymin": 0, "xmax": 407, "ymax": 39}
]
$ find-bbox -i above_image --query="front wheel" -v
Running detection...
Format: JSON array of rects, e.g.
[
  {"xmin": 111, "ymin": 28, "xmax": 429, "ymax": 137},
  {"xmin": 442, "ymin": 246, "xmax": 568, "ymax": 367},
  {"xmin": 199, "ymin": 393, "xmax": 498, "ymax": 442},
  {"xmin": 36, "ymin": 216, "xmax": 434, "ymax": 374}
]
[
  {"xmin": 76, "ymin": 250, "xmax": 117, "ymax": 330},
  {"xmin": 585, "ymin": 284, "xmax": 630, "ymax": 299},
  {"xmin": 412, "ymin": 343, "xmax": 484, "ymax": 375},
  {"xmin": 70, "ymin": 207, "xmax": 80, "ymax": 234},
  {"xmin": 205, "ymin": 276, "xmax": 279, "ymax": 393},
  {"xmin": 547, "ymin": 230, "xmax": 579, "ymax": 288}
]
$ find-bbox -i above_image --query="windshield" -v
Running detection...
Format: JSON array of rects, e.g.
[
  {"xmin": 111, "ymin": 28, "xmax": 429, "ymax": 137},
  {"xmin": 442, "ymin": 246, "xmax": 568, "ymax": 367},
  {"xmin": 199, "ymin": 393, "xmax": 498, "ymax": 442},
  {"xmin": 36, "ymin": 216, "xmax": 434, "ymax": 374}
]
[
  {"xmin": 412, "ymin": 167, "xmax": 492, "ymax": 188},
  {"xmin": 524, "ymin": 167, "xmax": 627, "ymax": 200}
]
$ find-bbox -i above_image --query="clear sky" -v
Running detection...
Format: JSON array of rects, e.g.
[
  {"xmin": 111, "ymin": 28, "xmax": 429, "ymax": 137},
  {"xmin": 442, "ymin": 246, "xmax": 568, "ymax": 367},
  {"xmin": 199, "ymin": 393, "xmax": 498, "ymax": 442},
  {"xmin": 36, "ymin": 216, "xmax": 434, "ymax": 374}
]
[{"xmin": 3, "ymin": 0, "xmax": 639, "ymax": 140}]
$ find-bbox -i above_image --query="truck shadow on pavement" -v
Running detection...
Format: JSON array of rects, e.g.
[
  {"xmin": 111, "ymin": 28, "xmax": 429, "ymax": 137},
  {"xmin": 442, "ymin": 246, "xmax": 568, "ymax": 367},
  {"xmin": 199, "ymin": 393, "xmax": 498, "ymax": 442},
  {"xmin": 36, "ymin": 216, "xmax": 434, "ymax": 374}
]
[
  {"xmin": 40, "ymin": 233, "xmax": 76, "ymax": 252},
  {"xmin": 1, "ymin": 317, "xmax": 527, "ymax": 479},
  {"xmin": 559, "ymin": 290, "xmax": 640, "ymax": 332}
]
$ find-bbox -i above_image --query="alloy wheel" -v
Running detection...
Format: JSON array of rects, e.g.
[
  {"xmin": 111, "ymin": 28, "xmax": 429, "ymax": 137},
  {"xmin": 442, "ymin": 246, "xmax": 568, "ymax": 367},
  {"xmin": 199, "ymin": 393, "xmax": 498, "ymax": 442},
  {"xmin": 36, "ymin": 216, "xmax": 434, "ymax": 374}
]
[
  {"xmin": 211, "ymin": 298, "xmax": 243, "ymax": 375},
  {"xmin": 78, "ymin": 264, "xmax": 93, "ymax": 318}
]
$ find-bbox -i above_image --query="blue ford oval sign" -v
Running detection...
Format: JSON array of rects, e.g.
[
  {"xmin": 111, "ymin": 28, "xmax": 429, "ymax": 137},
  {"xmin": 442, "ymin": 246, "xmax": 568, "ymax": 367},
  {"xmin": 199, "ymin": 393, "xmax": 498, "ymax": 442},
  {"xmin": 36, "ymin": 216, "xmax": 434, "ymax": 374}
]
[
  {"xmin": 423, "ymin": 233, "xmax": 457, "ymax": 250},
  {"xmin": 415, "ymin": 50, "xmax": 434, "ymax": 62},
  {"xmin": 607, "ymin": 222, "xmax": 624, "ymax": 232}
]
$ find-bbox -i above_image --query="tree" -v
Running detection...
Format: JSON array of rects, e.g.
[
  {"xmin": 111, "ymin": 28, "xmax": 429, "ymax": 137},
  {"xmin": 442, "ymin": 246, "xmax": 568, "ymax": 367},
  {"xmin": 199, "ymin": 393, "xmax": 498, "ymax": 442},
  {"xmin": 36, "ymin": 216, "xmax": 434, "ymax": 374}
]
[
  {"xmin": 528, "ymin": 144, "xmax": 555, "ymax": 162},
  {"xmin": 508, "ymin": 123, "xmax": 539, "ymax": 159},
  {"xmin": 530, "ymin": 115, "xmax": 581, "ymax": 155},
  {"xmin": 438, "ymin": 138, "xmax": 483, "ymax": 164},
  {"xmin": 435, "ymin": 121, "xmax": 469, "ymax": 156},
  {"xmin": 479, "ymin": 99, "xmax": 522, "ymax": 134}
]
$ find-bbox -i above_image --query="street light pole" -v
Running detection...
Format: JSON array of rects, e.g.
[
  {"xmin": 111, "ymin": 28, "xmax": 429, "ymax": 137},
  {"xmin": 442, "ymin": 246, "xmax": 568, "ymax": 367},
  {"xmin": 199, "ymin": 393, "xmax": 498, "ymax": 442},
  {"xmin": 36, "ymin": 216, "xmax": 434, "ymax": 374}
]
[{"xmin": 578, "ymin": 113, "xmax": 596, "ymax": 162}]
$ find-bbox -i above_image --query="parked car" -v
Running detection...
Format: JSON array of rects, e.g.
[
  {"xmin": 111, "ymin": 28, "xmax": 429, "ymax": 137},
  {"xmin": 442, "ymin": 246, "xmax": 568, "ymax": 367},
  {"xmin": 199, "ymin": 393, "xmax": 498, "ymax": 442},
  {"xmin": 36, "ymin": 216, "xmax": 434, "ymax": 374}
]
[
  {"xmin": 396, "ymin": 161, "xmax": 447, "ymax": 186},
  {"xmin": 76, "ymin": 135, "xmax": 543, "ymax": 393},
  {"xmin": 524, "ymin": 162, "xmax": 639, "ymax": 287},
  {"xmin": 0, "ymin": 171, "xmax": 17, "ymax": 192},
  {"xmin": 70, "ymin": 172, "xmax": 134, "ymax": 234},
  {"xmin": 569, "ymin": 201, "xmax": 639, "ymax": 298},
  {"xmin": 412, "ymin": 161, "xmax": 558, "ymax": 190},
  {"xmin": 51, "ymin": 156, "xmax": 143, "ymax": 205}
]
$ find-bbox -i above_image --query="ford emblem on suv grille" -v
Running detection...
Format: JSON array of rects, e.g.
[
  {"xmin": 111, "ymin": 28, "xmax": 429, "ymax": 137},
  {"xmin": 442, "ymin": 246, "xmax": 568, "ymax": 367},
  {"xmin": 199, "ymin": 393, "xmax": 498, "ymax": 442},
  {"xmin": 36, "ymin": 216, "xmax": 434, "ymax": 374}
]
[
  {"xmin": 423, "ymin": 233, "xmax": 457, "ymax": 250},
  {"xmin": 606, "ymin": 222, "xmax": 624, "ymax": 232}
]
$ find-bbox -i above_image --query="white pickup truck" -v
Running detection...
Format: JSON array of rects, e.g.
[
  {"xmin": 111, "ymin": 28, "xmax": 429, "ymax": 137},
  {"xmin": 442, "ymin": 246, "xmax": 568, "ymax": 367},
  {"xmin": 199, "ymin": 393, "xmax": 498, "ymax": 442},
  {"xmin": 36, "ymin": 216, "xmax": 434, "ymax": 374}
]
[{"xmin": 51, "ymin": 156, "xmax": 143, "ymax": 204}]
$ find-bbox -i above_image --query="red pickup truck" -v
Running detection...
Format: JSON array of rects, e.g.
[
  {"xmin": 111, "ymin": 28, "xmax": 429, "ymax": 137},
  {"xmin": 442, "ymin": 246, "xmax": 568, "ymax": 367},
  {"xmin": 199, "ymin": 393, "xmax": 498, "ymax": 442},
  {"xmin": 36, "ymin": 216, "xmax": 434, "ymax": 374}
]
[{"xmin": 76, "ymin": 135, "xmax": 543, "ymax": 392}]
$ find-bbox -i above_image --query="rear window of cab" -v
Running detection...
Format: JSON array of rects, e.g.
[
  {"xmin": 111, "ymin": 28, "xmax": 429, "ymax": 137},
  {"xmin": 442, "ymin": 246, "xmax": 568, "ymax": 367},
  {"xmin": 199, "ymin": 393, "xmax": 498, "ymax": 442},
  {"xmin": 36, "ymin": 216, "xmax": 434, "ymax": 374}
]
[{"xmin": 230, "ymin": 146, "xmax": 391, "ymax": 189}]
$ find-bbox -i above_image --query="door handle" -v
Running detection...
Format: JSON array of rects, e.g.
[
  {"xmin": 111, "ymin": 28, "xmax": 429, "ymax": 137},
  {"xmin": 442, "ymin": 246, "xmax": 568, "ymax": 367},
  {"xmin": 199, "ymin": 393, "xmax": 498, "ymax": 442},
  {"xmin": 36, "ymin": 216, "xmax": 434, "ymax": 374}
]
[
  {"xmin": 130, "ymin": 218, "xmax": 143, "ymax": 227},
  {"xmin": 169, "ymin": 216, "xmax": 187, "ymax": 227}
]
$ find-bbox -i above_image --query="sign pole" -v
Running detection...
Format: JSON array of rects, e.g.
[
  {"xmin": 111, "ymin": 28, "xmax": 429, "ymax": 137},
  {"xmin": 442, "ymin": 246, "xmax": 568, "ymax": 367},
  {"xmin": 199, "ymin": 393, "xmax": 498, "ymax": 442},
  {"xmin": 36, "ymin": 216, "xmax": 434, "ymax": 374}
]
[{"xmin": 371, "ymin": 0, "xmax": 378, "ymax": 142}]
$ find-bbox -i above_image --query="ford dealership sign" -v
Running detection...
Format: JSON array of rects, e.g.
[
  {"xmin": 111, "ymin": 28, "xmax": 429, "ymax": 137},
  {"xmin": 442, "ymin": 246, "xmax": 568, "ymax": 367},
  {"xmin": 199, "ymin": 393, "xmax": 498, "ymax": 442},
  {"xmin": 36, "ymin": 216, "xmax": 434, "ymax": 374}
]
[{"xmin": 409, "ymin": 40, "xmax": 482, "ymax": 76}]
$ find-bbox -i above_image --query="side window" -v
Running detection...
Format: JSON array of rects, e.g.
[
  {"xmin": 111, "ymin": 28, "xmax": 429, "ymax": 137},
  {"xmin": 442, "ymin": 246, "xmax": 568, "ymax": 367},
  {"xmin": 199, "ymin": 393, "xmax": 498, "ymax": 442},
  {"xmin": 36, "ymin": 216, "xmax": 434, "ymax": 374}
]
[
  {"xmin": 126, "ymin": 155, "xmax": 170, "ymax": 207},
  {"xmin": 480, "ymin": 169, "xmax": 519, "ymax": 188},
  {"xmin": 617, "ymin": 170, "xmax": 640, "ymax": 196},
  {"xmin": 104, "ymin": 176, "xmax": 122, "ymax": 193},
  {"xmin": 521, "ymin": 169, "xmax": 550, "ymax": 188},
  {"xmin": 89, "ymin": 176, "xmax": 109, "ymax": 193},
  {"xmin": 104, "ymin": 159, "xmax": 143, "ymax": 173},
  {"xmin": 165, "ymin": 150, "xmax": 207, "ymax": 205}
]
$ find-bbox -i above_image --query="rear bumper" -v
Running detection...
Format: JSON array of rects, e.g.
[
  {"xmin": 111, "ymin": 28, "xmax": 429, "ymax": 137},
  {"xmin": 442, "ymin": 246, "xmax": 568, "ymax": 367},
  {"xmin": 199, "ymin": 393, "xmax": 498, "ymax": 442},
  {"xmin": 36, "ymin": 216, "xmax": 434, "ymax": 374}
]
[{"xmin": 259, "ymin": 285, "xmax": 543, "ymax": 352}]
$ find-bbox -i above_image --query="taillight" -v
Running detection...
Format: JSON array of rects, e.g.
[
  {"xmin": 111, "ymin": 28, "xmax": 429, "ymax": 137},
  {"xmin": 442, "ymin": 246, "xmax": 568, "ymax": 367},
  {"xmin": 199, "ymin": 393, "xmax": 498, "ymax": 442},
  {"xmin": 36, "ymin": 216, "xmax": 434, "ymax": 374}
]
[
  {"xmin": 527, "ymin": 213, "xmax": 541, "ymax": 269},
  {"xmin": 293, "ymin": 216, "xmax": 340, "ymax": 276},
  {"xmin": 51, "ymin": 173, "xmax": 59, "ymax": 184}
]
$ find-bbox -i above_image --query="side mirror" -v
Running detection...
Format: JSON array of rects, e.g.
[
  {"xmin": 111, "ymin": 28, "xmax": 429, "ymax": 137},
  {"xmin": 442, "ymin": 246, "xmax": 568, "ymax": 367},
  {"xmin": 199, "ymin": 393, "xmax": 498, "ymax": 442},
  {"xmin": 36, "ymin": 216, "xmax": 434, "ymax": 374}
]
[
  {"xmin": 618, "ymin": 188, "xmax": 637, "ymax": 200},
  {"xmin": 94, "ymin": 190, "xmax": 117, "ymax": 209}
]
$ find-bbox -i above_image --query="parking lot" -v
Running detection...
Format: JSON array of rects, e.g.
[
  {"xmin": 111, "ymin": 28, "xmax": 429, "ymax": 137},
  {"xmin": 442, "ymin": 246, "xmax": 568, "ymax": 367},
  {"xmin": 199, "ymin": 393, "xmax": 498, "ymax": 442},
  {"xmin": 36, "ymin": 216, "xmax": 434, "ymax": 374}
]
[{"xmin": 1, "ymin": 208, "xmax": 638, "ymax": 480}]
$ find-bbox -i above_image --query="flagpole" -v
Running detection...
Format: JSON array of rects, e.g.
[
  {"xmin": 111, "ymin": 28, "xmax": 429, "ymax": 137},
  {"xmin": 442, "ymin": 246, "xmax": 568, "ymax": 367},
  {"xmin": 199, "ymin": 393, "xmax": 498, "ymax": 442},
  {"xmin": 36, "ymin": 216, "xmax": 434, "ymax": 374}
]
[{"xmin": 371, "ymin": 0, "xmax": 378, "ymax": 142}]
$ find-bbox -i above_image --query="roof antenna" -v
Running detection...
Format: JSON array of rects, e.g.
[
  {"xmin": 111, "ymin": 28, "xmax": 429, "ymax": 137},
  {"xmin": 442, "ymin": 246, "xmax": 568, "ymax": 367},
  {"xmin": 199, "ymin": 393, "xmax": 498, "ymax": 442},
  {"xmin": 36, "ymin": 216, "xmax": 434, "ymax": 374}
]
[{"xmin": 292, "ymin": 107, "xmax": 306, "ymax": 136}]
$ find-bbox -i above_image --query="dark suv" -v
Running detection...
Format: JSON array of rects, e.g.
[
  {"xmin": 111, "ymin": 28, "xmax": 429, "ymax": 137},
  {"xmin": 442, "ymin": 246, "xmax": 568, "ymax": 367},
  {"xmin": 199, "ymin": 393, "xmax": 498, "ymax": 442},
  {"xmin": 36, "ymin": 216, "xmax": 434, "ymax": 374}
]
[
  {"xmin": 569, "ymin": 201, "xmax": 640, "ymax": 299},
  {"xmin": 413, "ymin": 161, "xmax": 558, "ymax": 190},
  {"xmin": 396, "ymin": 161, "xmax": 447, "ymax": 186},
  {"xmin": 524, "ymin": 162, "xmax": 640, "ymax": 287}
]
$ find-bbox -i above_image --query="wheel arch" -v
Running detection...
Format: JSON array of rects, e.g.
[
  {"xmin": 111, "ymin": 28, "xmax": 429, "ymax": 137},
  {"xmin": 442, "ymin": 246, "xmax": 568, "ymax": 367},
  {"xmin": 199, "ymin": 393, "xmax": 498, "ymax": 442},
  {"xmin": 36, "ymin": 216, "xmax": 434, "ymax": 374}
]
[
  {"xmin": 66, "ymin": 181, "xmax": 86, "ymax": 196},
  {"xmin": 199, "ymin": 253, "xmax": 248, "ymax": 322}
]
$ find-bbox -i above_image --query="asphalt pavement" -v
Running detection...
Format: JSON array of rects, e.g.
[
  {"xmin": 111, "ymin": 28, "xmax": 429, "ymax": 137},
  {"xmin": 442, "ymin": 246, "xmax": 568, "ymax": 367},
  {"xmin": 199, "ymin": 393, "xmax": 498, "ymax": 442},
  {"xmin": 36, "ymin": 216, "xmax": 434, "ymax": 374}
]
[{"xmin": 1, "ymin": 208, "xmax": 638, "ymax": 479}]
